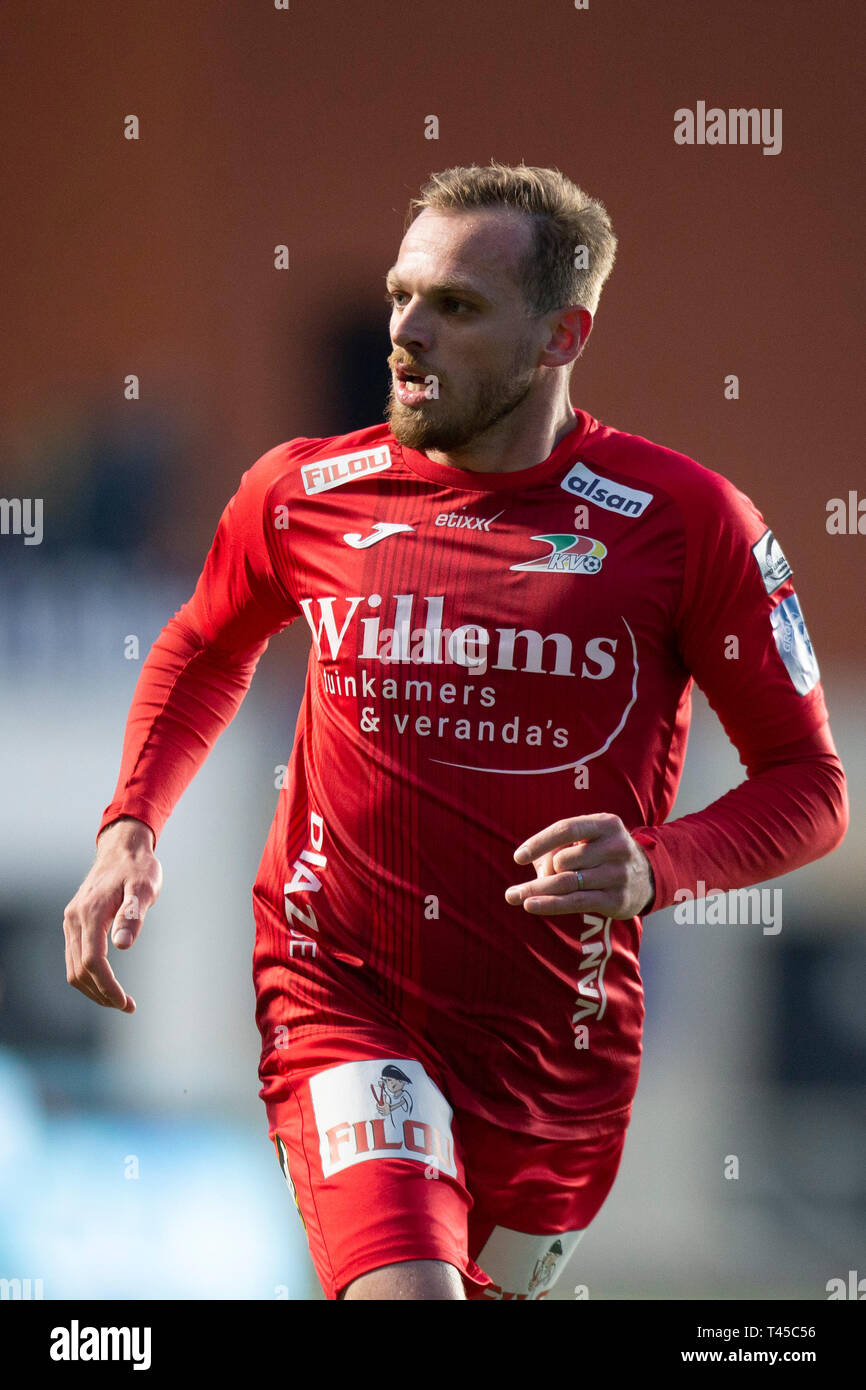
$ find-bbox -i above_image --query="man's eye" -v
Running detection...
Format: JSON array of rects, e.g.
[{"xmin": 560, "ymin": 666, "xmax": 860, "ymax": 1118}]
[{"xmin": 385, "ymin": 291, "xmax": 471, "ymax": 312}]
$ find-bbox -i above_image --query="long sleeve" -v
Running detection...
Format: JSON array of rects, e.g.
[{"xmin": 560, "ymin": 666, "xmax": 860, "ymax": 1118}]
[
  {"xmin": 632, "ymin": 466, "xmax": 848, "ymax": 912},
  {"xmin": 633, "ymin": 722, "xmax": 848, "ymax": 912},
  {"xmin": 98, "ymin": 447, "xmax": 300, "ymax": 846}
]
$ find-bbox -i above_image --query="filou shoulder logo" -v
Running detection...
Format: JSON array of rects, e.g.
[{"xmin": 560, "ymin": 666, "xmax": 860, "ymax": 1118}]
[
  {"xmin": 301, "ymin": 445, "xmax": 392, "ymax": 496},
  {"xmin": 511, "ymin": 534, "xmax": 606, "ymax": 575}
]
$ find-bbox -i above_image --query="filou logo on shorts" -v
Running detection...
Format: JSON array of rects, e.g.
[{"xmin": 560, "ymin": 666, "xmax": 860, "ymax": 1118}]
[{"xmin": 309, "ymin": 1058, "xmax": 457, "ymax": 1179}]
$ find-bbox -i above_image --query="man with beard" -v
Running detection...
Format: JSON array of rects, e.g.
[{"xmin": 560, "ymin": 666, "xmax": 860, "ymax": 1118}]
[{"xmin": 64, "ymin": 161, "xmax": 847, "ymax": 1301}]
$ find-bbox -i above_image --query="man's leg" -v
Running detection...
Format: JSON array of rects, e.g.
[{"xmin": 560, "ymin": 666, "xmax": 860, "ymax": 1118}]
[
  {"xmin": 265, "ymin": 1051, "xmax": 492, "ymax": 1300},
  {"xmin": 339, "ymin": 1258, "xmax": 466, "ymax": 1300},
  {"xmin": 461, "ymin": 1114, "xmax": 629, "ymax": 1299}
]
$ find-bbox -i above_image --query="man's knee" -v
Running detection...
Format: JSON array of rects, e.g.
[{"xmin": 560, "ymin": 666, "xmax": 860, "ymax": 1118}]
[{"xmin": 339, "ymin": 1258, "xmax": 466, "ymax": 1301}]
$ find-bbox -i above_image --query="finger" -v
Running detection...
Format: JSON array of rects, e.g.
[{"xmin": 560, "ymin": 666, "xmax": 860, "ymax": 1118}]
[
  {"xmin": 550, "ymin": 842, "xmax": 622, "ymax": 873},
  {"xmin": 505, "ymin": 869, "xmax": 601, "ymax": 907},
  {"xmin": 64, "ymin": 914, "xmax": 114, "ymax": 1007},
  {"xmin": 533, "ymin": 850, "xmax": 557, "ymax": 878},
  {"xmin": 79, "ymin": 913, "xmax": 132, "ymax": 1011},
  {"xmin": 514, "ymin": 815, "xmax": 617, "ymax": 866},
  {"xmin": 519, "ymin": 891, "xmax": 606, "ymax": 916},
  {"xmin": 111, "ymin": 889, "xmax": 146, "ymax": 950},
  {"xmin": 83, "ymin": 948, "xmax": 132, "ymax": 1011}
]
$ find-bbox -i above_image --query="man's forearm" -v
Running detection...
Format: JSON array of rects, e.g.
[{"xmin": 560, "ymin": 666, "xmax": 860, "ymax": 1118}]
[
  {"xmin": 632, "ymin": 726, "xmax": 848, "ymax": 913},
  {"xmin": 98, "ymin": 613, "xmax": 268, "ymax": 847},
  {"xmin": 97, "ymin": 815, "xmax": 156, "ymax": 852}
]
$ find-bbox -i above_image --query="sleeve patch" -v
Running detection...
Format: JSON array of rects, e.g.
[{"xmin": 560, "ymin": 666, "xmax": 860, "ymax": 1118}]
[
  {"xmin": 752, "ymin": 529, "xmax": 793, "ymax": 594},
  {"xmin": 770, "ymin": 594, "xmax": 820, "ymax": 695}
]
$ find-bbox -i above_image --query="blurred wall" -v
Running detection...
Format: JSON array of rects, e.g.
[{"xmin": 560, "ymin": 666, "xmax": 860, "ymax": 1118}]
[{"xmin": 1, "ymin": 0, "xmax": 863, "ymax": 655}]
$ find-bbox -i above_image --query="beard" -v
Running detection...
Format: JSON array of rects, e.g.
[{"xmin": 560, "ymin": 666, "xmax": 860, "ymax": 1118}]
[{"xmin": 385, "ymin": 338, "xmax": 538, "ymax": 453}]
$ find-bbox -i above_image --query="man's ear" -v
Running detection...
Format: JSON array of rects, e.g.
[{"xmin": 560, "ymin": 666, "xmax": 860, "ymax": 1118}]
[{"xmin": 539, "ymin": 305, "xmax": 593, "ymax": 369}]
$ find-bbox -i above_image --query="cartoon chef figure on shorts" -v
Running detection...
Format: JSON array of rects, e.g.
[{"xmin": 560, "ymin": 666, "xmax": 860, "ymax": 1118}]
[
  {"xmin": 529, "ymin": 1239, "xmax": 563, "ymax": 1294},
  {"xmin": 372, "ymin": 1065, "xmax": 414, "ymax": 1129}
]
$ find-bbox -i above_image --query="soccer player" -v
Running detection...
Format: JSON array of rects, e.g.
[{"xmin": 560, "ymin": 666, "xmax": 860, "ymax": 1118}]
[{"xmin": 63, "ymin": 162, "xmax": 848, "ymax": 1301}]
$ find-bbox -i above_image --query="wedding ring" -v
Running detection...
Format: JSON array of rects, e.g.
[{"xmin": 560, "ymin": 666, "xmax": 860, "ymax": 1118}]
[{"xmin": 577, "ymin": 870, "xmax": 584, "ymax": 890}]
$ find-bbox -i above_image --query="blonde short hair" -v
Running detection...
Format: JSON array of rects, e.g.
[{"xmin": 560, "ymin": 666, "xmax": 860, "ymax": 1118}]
[{"xmin": 405, "ymin": 160, "xmax": 617, "ymax": 317}]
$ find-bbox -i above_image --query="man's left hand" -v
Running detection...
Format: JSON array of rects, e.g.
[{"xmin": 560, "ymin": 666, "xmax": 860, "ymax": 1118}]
[{"xmin": 505, "ymin": 813, "xmax": 655, "ymax": 919}]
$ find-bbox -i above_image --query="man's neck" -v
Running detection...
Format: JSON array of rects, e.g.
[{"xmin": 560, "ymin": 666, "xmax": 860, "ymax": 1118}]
[{"xmin": 422, "ymin": 400, "xmax": 579, "ymax": 475}]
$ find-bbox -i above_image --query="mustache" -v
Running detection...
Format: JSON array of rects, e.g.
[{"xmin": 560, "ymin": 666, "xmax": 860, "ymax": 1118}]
[{"xmin": 389, "ymin": 356, "xmax": 439, "ymax": 378}]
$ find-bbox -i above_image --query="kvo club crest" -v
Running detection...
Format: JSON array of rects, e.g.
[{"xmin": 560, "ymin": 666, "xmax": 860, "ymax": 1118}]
[
  {"xmin": 529, "ymin": 1238, "xmax": 563, "ymax": 1294},
  {"xmin": 508, "ymin": 456, "xmax": 656, "ymax": 577},
  {"xmin": 309, "ymin": 1058, "xmax": 457, "ymax": 1180},
  {"xmin": 511, "ymin": 533, "xmax": 607, "ymax": 575}
]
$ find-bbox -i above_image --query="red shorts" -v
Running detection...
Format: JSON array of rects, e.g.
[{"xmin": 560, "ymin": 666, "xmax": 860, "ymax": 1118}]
[{"xmin": 263, "ymin": 1031, "xmax": 627, "ymax": 1300}]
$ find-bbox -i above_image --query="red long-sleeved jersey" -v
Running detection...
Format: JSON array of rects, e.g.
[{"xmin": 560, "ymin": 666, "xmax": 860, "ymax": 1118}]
[{"xmin": 99, "ymin": 409, "xmax": 848, "ymax": 1137}]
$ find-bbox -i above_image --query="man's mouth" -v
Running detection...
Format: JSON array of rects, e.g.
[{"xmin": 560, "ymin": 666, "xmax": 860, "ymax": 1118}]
[{"xmin": 393, "ymin": 364, "xmax": 436, "ymax": 405}]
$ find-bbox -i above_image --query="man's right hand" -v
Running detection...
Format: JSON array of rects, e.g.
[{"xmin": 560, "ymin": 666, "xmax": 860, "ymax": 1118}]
[{"xmin": 62, "ymin": 816, "xmax": 162, "ymax": 1012}]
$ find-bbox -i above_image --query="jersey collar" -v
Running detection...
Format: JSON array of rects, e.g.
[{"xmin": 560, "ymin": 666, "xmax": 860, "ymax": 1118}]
[{"xmin": 393, "ymin": 407, "xmax": 596, "ymax": 492}]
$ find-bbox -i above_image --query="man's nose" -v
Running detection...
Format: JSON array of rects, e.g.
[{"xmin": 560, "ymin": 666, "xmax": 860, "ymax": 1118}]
[{"xmin": 392, "ymin": 299, "xmax": 433, "ymax": 351}]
